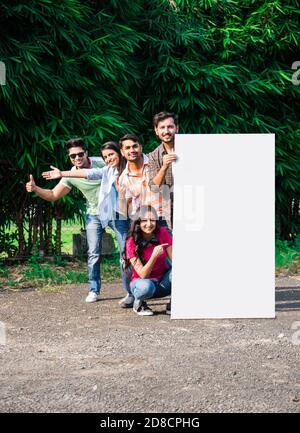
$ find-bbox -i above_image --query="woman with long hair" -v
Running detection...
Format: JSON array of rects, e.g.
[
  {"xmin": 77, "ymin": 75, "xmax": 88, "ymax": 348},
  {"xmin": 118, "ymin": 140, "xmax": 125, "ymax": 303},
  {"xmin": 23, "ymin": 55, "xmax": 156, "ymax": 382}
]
[
  {"xmin": 123, "ymin": 205, "xmax": 172, "ymax": 316},
  {"xmin": 42, "ymin": 141, "xmax": 133, "ymax": 306}
]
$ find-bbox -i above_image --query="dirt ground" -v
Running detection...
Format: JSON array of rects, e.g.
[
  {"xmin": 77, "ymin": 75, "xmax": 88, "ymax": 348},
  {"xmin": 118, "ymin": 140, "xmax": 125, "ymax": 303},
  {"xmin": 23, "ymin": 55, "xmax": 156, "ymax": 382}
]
[{"xmin": 0, "ymin": 277, "xmax": 300, "ymax": 413}]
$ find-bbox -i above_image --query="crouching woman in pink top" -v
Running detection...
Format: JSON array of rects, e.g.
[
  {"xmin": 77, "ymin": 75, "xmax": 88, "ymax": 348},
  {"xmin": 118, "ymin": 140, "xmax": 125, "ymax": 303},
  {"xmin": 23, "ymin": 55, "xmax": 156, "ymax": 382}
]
[{"xmin": 123, "ymin": 205, "xmax": 172, "ymax": 316}]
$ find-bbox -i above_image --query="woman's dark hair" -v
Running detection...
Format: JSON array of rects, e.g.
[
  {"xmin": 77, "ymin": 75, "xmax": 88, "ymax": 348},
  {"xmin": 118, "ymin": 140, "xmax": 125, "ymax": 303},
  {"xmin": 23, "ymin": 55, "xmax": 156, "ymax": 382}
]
[
  {"xmin": 100, "ymin": 141, "xmax": 126, "ymax": 174},
  {"xmin": 122, "ymin": 205, "xmax": 160, "ymax": 270}
]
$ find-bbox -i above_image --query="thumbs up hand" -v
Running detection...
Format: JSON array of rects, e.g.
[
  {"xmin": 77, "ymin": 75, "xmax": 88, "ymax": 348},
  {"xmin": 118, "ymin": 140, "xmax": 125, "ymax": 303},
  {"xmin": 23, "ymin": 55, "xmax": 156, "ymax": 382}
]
[{"xmin": 26, "ymin": 174, "xmax": 36, "ymax": 192}]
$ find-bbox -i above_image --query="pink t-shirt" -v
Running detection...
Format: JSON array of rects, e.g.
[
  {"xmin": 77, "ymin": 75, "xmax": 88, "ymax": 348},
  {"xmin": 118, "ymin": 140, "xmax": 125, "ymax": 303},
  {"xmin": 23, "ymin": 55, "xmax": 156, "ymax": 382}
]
[{"xmin": 126, "ymin": 227, "xmax": 172, "ymax": 283}]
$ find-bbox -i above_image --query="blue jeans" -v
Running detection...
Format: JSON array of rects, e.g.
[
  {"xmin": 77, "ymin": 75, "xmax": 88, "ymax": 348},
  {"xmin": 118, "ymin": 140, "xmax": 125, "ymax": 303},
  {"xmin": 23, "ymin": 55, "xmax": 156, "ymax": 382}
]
[
  {"xmin": 130, "ymin": 269, "xmax": 172, "ymax": 302},
  {"xmin": 86, "ymin": 214, "xmax": 131, "ymax": 295}
]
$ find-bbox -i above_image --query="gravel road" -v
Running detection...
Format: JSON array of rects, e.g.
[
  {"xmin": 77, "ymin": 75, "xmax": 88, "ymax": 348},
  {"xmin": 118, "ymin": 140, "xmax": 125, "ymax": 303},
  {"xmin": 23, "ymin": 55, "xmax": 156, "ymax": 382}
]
[{"xmin": 0, "ymin": 277, "xmax": 299, "ymax": 413}]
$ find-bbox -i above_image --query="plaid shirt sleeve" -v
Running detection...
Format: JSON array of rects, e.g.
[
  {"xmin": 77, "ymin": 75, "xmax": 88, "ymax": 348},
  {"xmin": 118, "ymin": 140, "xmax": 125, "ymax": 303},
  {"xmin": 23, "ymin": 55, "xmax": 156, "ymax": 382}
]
[
  {"xmin": 117, "ymin": 174, "xmax": 131, "ymax": 217},
  {"xmin": 148, "ymin": 148, "xmax": 162, "ymax": 192}
]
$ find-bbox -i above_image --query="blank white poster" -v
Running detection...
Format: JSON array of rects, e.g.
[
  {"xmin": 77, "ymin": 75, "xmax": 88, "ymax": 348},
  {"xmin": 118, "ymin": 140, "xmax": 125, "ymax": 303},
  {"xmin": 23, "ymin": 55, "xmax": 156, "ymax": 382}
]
[{"xmin": 171, "ymin": 134, "xmax": 275, "ymax": 319}]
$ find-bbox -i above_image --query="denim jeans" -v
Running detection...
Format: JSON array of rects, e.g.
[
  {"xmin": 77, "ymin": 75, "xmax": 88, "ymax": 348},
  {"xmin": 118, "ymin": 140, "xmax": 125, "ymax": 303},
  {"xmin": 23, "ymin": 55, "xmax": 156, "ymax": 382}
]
[
  {"xmin": 86, "ymin": 214, "xmax": 131, "ymax": 295},
  {"xmin": 130, "ymin": 269, "xmax": 172, "ymax": 302}
]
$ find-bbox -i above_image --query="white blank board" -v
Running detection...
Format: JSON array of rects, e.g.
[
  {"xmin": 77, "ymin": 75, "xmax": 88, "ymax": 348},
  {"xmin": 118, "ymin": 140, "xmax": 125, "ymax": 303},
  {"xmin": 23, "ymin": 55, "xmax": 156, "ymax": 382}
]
[{"xmin": 172, "ymin": 134, "xmax": 275, "ymax": 319}]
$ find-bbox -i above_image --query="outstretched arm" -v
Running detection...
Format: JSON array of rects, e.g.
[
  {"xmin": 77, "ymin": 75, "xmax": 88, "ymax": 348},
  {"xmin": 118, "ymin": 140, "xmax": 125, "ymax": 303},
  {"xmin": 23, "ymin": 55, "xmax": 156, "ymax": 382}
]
[
  {"xmin": 26, "ymin": 174, "xmax": 70, "ymax": 201},
  {"xmin": 42, "ymin": 165, "xmax": 105, "ymax": 180},
  {"xmin": 42, "ymin": 166, "xmax": 87, "ymax": 180}
]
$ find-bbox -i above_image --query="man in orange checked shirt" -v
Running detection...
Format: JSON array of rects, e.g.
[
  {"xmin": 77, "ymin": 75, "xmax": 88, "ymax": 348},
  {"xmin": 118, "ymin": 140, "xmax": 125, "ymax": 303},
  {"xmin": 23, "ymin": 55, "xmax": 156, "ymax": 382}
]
[{"xmin": 117, "ymin": 134, "xmax": 169, "ymax": 229}]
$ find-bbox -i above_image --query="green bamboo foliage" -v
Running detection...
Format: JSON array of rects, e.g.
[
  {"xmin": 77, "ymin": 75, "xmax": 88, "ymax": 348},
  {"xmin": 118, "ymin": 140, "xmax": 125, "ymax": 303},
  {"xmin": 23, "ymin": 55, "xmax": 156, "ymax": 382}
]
[
  {"xmin": 0, "ymin": 0, "xmax": 145, "ymax": 255},
  {"xmin": 0, "ymin": 0, "xmax": 299, "ymax": 257},
  {"xmin": 139, "ymin": 0, "xmax": 300, "ymax": 239}
]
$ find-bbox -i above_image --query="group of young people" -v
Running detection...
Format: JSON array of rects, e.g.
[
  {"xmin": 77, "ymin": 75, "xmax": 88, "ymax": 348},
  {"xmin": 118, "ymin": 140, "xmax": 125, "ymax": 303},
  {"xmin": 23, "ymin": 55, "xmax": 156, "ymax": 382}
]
[{"xmin": 26, "ymin": 111, "xmax": 179, "ymax": 317}]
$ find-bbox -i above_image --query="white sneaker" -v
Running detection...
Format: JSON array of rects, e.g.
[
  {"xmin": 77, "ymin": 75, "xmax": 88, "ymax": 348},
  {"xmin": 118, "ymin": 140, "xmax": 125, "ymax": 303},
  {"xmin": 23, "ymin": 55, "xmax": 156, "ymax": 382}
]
[
  {"xmin": 133, "ymin": 300, "xmax": 154, "ymax": 316},
  {"xmin": 118, "ymin": 294, "xmax": 135, "ymax": 308},
  {"xmin": 85, "ymin": 292, "xmax": 100, "ymax": 303}
]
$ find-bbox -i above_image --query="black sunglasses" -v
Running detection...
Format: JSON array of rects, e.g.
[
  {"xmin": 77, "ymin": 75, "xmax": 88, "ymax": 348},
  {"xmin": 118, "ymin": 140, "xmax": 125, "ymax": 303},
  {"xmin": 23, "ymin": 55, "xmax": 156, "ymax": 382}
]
[{"xmin": 69, "ymin": 151, "xmax": 85, "ymax": 159}]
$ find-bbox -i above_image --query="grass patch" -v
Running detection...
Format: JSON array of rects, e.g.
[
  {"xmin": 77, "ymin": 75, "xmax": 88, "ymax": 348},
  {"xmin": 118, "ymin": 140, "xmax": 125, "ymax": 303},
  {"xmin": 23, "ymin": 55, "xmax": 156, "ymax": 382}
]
[
  {"xmin": 0, "ymin": 218, "xmax": 121, "ymax": 291},
  {"xmin": 276, "ymin": 238, "xmax": 300, "ymax": 275},
  {"xmin": 0, "ymin": 255, "xmax": 120, "ymax": 292},
  {"xmin": 1, "ymin": 219, "xmax": 84, "ymax": 258},
  {"xmin": 60, "ymin": 220, "xmax": 84, "ymax": 254},
  {"xmin": 1, "ymin": 220, "xmax": 119, "ymax": 257}
]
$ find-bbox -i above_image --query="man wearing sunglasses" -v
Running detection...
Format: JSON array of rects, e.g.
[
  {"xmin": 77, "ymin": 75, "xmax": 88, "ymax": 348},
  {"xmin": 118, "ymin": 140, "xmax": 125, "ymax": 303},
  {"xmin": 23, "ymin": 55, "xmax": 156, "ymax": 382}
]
[{"xmin": 26, "ymin": 138, "xmax": 106, "ymax": 303}]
